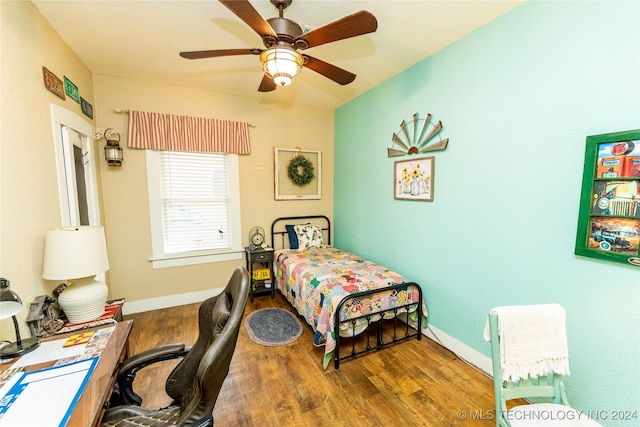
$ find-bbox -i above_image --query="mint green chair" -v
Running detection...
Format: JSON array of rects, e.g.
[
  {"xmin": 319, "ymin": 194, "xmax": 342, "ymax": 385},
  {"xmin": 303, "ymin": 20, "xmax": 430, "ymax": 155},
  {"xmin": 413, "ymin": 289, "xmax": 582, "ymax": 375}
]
[{"xmin": 487, "ymin": 306, "xmax": 602, "ymax": 427}]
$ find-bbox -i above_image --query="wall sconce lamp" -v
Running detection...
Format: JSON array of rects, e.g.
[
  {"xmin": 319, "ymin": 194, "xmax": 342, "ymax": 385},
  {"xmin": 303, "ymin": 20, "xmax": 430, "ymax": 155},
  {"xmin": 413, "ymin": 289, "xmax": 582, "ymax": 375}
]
[
  {"xmin": 0, "ymin": 278, "xmax": 40, "ymax": 358},
  {"xmin": 260, "ymin": 46, "xmax": 304, "ymax": 87},
  {"xmin": 94, "ymin": 128, "xmax": 123, "ymax": 166},
  {"xmin": 103, "ymin": 128, "xmax": 123, "ymax": 166}
]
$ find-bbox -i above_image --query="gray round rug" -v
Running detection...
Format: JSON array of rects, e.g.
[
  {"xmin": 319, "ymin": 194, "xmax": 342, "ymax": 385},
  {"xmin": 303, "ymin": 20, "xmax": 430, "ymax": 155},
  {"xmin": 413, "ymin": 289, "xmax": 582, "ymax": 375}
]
[{"xmin": 244, "ymin": 308, "xmax": 303, "ymax": 347}]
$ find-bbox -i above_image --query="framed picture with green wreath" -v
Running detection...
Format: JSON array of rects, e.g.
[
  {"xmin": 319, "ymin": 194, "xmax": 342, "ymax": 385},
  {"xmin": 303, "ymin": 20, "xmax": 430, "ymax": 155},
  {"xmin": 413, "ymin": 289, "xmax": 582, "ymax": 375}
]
[
  {"xmin": 575, "ymin": 128, "xmax": 640, "ymax": 267},
  {"xmin": 274, "ymin": 148, "xmax": 322, "ymax": 200}
]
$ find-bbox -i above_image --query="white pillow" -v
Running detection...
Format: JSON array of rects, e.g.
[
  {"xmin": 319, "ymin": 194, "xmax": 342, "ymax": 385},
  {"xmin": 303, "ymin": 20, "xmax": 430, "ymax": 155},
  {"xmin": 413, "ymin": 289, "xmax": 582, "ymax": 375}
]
[{"xmin": 293, "ymin": 224, "xmax": 324, "ymax": 250}]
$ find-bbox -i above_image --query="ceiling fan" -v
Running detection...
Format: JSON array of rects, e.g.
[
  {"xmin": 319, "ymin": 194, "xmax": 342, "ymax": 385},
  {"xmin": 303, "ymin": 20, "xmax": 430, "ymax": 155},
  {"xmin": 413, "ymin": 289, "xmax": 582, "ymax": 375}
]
[{"xmin": 179, "ymin": 0, "xmax": 378, "ymax": 92}]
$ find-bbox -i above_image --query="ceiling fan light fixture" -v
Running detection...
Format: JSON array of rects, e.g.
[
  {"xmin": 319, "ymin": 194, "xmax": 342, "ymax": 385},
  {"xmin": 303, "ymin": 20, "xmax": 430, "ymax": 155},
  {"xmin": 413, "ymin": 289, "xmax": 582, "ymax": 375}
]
[
  {"xmin": 274, "ymin": 74, "xmax": 292, "ymax": 87},
  {"xmin": 260, "ymin": 47, "xmax": 303, "ymax": 86}
]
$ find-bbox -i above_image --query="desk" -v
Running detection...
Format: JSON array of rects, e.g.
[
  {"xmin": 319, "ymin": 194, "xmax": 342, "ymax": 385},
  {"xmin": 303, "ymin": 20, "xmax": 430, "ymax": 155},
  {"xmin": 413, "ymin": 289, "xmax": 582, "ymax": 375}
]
[{"xmin": 0, "ymin": 320, "xmax": 132, "ymax": 427}]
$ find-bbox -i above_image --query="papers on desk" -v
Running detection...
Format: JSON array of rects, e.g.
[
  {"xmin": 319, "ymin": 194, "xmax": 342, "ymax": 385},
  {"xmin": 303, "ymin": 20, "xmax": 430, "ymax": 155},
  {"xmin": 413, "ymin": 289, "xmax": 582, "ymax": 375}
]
[
  {"xmin": 0, "ymin": 357, "xmax": 98, "ymax": 427},
  {"xmin": 12, "ymin": 325, "xmax": 114, "ymax": 369},
  {"xmin": 0, "ymin": 325, "xmax": 116, "ymax": 426}
]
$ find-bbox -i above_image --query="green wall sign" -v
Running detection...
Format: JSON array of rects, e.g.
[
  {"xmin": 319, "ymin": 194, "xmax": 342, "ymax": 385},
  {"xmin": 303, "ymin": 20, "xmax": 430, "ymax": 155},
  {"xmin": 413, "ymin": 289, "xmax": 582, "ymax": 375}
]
[{"xmin": 64, "ymin": 76, "xmax": 79, "ymax": 103}]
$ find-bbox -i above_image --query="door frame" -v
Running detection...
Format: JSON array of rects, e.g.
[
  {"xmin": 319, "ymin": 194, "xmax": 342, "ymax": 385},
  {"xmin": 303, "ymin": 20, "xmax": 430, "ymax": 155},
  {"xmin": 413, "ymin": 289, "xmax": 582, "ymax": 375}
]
[{"xmin": 49, "ymin": 103, "xmax": 101, "ymax": 227}]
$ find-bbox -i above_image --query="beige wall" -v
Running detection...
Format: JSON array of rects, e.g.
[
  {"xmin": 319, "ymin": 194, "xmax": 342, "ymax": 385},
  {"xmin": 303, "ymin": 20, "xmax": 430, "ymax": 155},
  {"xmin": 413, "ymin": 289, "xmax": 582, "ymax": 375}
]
[
  {"xmin": 1, "ymin": 1, "xmax": 97, "ymax": 339},
  {"xmin": 93, "ymin": 75, "xmax": 333, "ymax": 307},
  {"xmin": 1, "ymin": 0, "xmax": 333, "ymax": 344}
]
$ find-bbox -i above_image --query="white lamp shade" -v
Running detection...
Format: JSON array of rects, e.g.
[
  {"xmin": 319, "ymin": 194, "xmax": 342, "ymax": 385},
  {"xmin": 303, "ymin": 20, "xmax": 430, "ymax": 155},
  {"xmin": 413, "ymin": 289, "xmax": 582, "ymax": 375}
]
[
  {"xmin": 0, "ymin": 297, "xmax": 22, "ymax": 319},
  {"xmin": 43, "ymin": 226, "xmax": 109, "ymax": 280},
  {"xmin": 260, "ymin": 47, "xmax": 303, "ymax": 86}
]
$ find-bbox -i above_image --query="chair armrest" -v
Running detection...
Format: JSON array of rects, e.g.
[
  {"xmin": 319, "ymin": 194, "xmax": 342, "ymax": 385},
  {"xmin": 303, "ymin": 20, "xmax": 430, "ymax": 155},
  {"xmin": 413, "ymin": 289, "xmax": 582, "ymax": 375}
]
[
  {"xmin": 119, "ymin": 343, "xmax": 186, "ymax": 373},
  {"xmin": 110, "ymin": 343, "xmax": 189, "ymax": 407}
]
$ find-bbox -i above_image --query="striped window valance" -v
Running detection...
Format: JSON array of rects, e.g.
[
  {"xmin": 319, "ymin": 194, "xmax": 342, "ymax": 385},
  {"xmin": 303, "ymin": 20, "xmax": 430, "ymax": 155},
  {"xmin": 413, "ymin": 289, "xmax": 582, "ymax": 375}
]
[{"xmin": 127, "ymin": 110, "xmax": 251, "ymax": 154}]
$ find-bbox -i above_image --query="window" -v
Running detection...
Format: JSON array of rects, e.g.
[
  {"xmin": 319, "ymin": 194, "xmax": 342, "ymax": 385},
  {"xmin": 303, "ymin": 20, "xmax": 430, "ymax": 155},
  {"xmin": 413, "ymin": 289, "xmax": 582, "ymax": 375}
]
[{"xmin": 146, "ymin": 150, "xmax": 242, "ymax": 268}]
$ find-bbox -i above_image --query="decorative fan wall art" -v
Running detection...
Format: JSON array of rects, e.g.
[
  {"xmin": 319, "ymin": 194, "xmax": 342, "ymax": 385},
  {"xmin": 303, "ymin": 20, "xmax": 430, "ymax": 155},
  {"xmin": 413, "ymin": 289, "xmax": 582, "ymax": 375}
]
[{"xmin": 388, "ymin": 113, "xmax": 449, "ymax": 157}]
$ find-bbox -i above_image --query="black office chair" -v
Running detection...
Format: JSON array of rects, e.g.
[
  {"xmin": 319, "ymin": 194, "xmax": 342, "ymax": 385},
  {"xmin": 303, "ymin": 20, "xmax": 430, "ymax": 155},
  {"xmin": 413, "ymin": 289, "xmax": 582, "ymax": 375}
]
[{"xmin": 101, "ymin": 267, "xmax": 249, "ymax": 427}]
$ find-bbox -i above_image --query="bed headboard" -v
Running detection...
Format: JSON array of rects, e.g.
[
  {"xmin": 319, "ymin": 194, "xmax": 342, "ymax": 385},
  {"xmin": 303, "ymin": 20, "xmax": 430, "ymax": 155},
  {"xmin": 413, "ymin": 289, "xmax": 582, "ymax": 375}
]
[{"xmin": 270, "ymin": 215, "xmax": 331, "ymax": 250}]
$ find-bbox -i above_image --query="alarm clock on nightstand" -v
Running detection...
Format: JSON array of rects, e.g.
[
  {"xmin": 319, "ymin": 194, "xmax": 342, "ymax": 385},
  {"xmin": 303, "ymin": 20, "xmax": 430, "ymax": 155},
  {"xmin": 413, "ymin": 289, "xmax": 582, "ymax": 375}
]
[{"xmin": 248, "ymin": 226, "xmax": 267, "ymax": 250}]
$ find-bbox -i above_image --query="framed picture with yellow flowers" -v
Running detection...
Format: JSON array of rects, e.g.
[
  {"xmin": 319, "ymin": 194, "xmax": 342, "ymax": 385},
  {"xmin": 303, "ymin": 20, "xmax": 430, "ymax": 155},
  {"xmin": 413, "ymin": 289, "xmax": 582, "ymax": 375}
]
[{"xmin": 394, "ymin": 156, "xmax": 434, "ymax": 201}]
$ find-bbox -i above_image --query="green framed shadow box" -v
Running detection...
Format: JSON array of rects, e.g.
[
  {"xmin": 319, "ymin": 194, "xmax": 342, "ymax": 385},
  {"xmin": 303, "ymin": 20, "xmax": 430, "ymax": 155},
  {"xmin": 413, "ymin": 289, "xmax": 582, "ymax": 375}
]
[{"xmin": 575, "ymin": 128, "xmax": 640, "ymax": 267}]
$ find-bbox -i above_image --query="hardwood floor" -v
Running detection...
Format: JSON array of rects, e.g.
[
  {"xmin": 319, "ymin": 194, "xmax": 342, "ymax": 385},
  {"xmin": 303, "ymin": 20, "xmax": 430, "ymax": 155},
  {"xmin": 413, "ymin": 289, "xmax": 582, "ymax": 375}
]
[{"xmin": 124, "ymin": 293, "xmax": 498, "ymax": 426}]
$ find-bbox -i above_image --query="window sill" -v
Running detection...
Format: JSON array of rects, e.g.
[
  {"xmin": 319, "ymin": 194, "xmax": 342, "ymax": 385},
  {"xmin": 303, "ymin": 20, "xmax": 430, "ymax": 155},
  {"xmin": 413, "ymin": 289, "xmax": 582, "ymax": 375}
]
[{"xmin": 149, "ymin": 249, "xmax": 243, "ymax": 269}]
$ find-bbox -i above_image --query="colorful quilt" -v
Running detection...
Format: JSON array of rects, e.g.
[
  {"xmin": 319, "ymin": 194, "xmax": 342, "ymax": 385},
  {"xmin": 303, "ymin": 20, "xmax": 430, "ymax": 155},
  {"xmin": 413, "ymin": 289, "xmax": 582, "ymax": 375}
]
[{"xmin": 274, "ymin": 247, "xmax": 428, "ymax": 368}]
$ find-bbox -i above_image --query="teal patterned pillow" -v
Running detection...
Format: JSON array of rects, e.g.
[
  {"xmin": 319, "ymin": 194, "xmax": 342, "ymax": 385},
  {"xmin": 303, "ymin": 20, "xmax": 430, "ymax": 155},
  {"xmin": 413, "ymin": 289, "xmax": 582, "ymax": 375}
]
[{"xmin": 293, "ymin": 224, "xmax": 324, "ymax": 249}]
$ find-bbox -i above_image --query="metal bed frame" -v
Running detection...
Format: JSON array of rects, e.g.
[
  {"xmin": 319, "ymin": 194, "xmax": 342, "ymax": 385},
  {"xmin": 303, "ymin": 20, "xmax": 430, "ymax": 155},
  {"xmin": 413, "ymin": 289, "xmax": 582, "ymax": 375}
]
[
  {"xmin": 333, "ymin": 283, "xmax": 422, "ymax": 369},
  {"xmin": 271, "ymin": 215, "xmax": 423, "ymax": 368}
]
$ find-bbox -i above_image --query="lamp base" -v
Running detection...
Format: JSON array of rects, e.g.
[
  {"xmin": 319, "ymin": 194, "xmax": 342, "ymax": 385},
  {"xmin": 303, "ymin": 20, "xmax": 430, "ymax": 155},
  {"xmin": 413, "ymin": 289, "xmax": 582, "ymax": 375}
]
[
  {"xmin": 0, "ymin": 337, "xmax": 40, "ymax": 359},
  {"xmin": 58, "ymin": 279, "xmax": 108, "ymax": 323}
]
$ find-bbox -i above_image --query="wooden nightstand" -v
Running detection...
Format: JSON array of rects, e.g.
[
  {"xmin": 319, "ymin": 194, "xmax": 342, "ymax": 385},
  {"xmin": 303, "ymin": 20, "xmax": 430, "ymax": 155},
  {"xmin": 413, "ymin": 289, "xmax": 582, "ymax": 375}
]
[{"xmin": 244, "ymin": 247, "xmax": 275, "ymax": 302}]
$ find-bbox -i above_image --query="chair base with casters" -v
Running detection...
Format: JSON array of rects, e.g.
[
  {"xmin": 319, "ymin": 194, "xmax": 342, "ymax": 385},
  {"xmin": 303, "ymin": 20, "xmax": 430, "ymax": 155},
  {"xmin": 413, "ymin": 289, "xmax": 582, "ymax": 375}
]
[
  {"xmin": 102, "ymin": 267, "xmax": 250, "ymax": 427},
  {"xmin": 486, "ymin": 305, "xmax": 602, "ymax": 427}
]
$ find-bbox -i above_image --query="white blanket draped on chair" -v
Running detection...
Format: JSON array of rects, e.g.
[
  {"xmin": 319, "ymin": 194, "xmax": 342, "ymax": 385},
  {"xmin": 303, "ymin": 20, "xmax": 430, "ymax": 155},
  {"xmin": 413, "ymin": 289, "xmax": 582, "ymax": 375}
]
[{"xmin": 484, "ymin": 303, "xmax": 570, "ymax": 382}]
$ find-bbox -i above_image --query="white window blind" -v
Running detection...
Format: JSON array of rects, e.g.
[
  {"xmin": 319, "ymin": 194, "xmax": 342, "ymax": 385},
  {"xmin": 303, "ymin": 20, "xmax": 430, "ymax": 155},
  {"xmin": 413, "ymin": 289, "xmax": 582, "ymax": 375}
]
[
  {"xmin": 160, "ymin": 151, "xmax": 231, "ymax": 254},
  {"xmin": 146, "ymin": 150, "xmax": 242, "ymax": 268}
]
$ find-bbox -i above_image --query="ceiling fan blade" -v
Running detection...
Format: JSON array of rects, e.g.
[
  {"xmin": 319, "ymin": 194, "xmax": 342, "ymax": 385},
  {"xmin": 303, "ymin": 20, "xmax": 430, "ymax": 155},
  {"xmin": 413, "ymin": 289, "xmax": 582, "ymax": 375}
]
[
  {"xmin": 295, "ymin": 10, "xmax": 377, "ymax": 49},
  {"xmin": 302, "ymin": 55, "xmax": 356, "ymax": 85},
  {"xmin": 219, "ymin": 0, "xmax": 277, "ymax": 39},
  {"xmin": 258, "ymin": 74, "xmax": 276, "ymax": 92},
  {"xmin": 179, "ymin": 48, "xmax": 262, "ymax": 60}
]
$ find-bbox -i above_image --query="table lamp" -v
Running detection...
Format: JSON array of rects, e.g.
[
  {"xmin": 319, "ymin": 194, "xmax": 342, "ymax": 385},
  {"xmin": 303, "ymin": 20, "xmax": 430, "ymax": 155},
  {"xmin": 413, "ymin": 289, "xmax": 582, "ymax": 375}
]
[
  {"xmin": 0, "ymin": 278, "xmax": 40, "ymax": 358},
  {"xmin": 43, "ymin": 226, "xmax": 109, "ymax": 323}
]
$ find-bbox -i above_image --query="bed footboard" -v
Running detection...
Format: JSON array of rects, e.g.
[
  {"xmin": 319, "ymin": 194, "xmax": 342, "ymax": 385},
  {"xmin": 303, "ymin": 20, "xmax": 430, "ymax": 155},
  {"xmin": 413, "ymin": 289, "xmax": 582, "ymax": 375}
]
[{"xmin": 333, "ymin": 282, "xmax": 423, "ymax": 369}]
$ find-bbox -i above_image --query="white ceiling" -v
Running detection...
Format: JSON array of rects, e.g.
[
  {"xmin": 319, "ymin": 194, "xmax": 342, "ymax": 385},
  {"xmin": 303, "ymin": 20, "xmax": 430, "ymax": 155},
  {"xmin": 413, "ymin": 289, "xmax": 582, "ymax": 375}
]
[{"xmin": 33, "ymin": 0, "xmax": 524, "ymax": 110}]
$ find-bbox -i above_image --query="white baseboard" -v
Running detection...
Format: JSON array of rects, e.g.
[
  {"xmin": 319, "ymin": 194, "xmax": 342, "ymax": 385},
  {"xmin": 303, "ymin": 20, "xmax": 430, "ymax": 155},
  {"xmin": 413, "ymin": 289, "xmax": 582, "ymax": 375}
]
[
  {"xmin": 121, "ymin": 287, "xmax": 224, "ymax": 316},
  {"xmin": 423, "ymin": 324, "xmax": 493, "ymax": 377}
]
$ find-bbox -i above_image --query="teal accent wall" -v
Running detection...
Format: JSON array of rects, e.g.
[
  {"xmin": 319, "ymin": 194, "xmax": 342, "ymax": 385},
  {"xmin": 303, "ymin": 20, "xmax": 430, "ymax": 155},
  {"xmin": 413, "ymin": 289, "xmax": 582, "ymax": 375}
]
[{"xmin": 334, "ymin": 1, "xmax": 639, "ymax": 422}]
